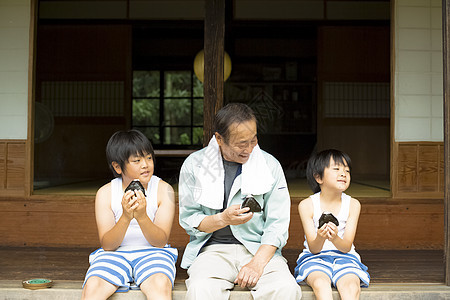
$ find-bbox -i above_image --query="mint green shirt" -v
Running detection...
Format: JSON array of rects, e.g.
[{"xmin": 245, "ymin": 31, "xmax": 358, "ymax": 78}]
[{"xmin": 178, "ymin": 147, "xmax": 291, "ymax": 269}]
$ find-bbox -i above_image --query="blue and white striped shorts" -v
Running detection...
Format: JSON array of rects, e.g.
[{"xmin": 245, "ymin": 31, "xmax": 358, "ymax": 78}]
[
  {"xmin": 294, "ymin": 250, "xmax": 370, "ymax": 287},
  {"xmin": 83, "ymin": 246, "xmax": 178, "ymax": 292}
]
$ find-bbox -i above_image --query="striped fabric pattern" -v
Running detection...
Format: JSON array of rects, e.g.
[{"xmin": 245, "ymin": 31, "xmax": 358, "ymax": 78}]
[
  {"xmin": 294, "ymin": 250, "xmax": 370, "ymax": 288},
  {"xmin": 83, "ymin": 247, "xmax": 178, "ymax": 292}
]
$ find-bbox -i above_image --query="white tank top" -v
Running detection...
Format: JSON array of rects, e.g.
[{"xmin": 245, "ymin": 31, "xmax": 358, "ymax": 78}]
[
  {"xmin": 304, "ymin": 192, "xmax": 357, "ymax": 254},
  {"xmin": 111, "ymin": 176, "xmax": 160, "ymax": 247}
]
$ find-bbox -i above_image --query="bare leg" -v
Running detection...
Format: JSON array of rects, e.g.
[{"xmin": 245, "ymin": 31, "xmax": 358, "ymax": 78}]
[
  {"xmin": 81, "ymin": 276, "xmax": 117, "ymax": 300},
  {"xmin": 140, "ymin": 273, "xmax": 173, "ymax": 300},
  {"xmin": 305, "ymin": 271, "xmax": 333, "ymax": 300},
  {"xmin": 336, "ymin": 273, "xmax": 361, "ymax": 300}
]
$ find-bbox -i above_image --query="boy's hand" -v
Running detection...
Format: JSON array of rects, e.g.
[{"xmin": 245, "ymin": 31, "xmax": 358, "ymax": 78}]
[
  {"xmin": 317, "ymin": 224, "xmax": 329, "ymax": 239},
  {"xmin": 122, "ymin": 190, "xmax": 139, "ymax": 220},
  {"xmin": 325, "ymin": 223, "xmax": 338, "ymax": 241},
  {"xmin": 133, "ymin": 190, "xmax": 148, "ymax": 221}
]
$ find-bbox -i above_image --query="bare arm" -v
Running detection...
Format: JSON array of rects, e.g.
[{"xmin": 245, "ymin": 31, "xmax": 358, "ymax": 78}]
[
  {"xmin": 134, "ymin": 181, "xmax": 176, "ymax": 247},
  {"xmin": 298, "ymin": 197, "xmax": 327, "ymax": 254},
  {"xmin": 96, "ymin": 184, "xmax": 137, "ymax": 251}
]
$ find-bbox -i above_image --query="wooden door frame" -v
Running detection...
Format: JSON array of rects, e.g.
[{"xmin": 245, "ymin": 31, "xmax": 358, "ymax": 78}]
[
  {"xmin": 443, "ymin": 0, "xmax": 450, "ymax": 286},
  {"xmin": 26, "ymin": 0, "xmax": 38, "ymax": 197}
]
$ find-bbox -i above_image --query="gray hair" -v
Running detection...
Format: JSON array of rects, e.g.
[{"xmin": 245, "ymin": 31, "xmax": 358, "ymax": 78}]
[{"xmin": 213, "ymin": 103, "xmax": 257, "ymax": 143}]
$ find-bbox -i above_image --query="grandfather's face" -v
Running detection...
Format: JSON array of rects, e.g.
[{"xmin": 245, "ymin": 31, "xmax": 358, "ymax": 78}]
[{"xmin": 215, "ymin": 120, "xmax": 258, "ymax": 164}]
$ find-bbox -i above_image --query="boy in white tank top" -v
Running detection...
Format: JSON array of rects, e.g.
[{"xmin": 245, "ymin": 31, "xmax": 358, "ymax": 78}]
[
  {"xmin": 81, "ymin": 130, "xmax": 177, "ymax": 300},
  {"xmin": 294, "ymin": 149, "xmax": 370, "ymax": 300}
]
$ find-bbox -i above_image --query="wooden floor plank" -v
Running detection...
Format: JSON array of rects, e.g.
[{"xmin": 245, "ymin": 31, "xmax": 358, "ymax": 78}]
[{"xmin": 0, "ymin": 247, "xmax": 443, "ymax": 284}]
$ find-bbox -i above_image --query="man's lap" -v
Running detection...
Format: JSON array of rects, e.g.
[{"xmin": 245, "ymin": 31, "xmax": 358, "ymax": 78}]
[{"xmin": 186, "ymin": 244, "xmax": 291, "ymax": 284}]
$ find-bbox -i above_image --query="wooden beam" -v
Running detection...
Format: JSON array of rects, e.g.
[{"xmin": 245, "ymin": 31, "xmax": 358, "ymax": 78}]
[
  {"xmin": 27, "ymin": 0, "xmax": 38, "ymax": 197},
  {"xmin": 0, "ymin": 196, "xmax": 445, "ymax": 249},
  {"xmin": 203, "ymin": 0, "xmax": 225, "ymax": 146},
  {"xmin": 443, "ymin": 0, "xmax": 450, "ymax": 286}
]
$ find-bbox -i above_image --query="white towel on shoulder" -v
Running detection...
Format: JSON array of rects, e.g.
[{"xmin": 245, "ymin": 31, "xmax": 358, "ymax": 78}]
[{"xmin": 193, "ymin": 136, "xmax": 274, "ymax": 209}]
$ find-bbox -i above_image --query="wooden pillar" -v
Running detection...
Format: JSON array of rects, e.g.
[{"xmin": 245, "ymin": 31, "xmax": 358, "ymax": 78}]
[
  {"xmin": 444, "ymin": 0, "xmax": 450, "ymax": 286},
  {"xmin": 203, "ymin": 0, "xmax": 225, "ymax": 146},
  {"xmin": 27, "ymin": 0, "xmax": 38, "ymax": 196}
]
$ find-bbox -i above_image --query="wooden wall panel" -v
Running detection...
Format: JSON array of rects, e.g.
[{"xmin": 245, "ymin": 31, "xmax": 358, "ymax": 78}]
[
  {"xmin": 7, "ymin": 143, "xmax": 26, "ymax": 189},
  {"xmin": 0, "ymin": 196, "xmax": 189, "ymax": 248},
  {"xmin": 0, "ymin": 197, "xmax": 98, "ymax": 247},
  {"xmin": 418, "ymin": 145, "xmax": 439, "ymax": 192},
  {"xmin": 0, "ymin": 143, "xmax": 5, "ymax": 189},
  {"xmin": 355, "ymin": 200, "xmax": 444, "ymax": 249},
  {"xmin": 397, "ymin": 144, "xmax": 418, "ymax": 192},
  {"xmin": 0, "ymin": 140, "xmax": 26, "ymax": 195},
  {"xmin": 0, "ymin": 195, "xmax": 442, "ymax": 250},
  {"xmin": 394, "ymin": 142, "xmax": 444, "ymax": 198}
]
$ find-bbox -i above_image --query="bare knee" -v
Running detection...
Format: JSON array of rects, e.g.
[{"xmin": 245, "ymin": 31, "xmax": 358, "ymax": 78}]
[
  {"xmin": 307, "ymin": 272, "xmax": 331, "ymax": 291},
  {"xmin": 81, "ymin": 276, "xmax": 117, "ymax": 300},
  {"xmin": 336, "ymin": 274, "xmax": 361, "ymax": 300},
  {"xmin": 345, "ymin": 281, "xmax": 360, "ymax": 294},
  {"xmin": 141, "ymin": 273, "xmax": 172, "ymax": 299}
]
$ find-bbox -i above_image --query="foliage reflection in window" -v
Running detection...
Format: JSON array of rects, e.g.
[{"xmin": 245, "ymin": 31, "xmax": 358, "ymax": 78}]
[{"xmin": 132, "ymin": 71, "xmax": 203, "ymax": 146}]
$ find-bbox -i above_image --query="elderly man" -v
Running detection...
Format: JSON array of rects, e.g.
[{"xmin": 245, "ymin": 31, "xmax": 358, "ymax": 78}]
[{"xmin": 179, "ymin": 103, "xmax": 301, "ymax": 299}]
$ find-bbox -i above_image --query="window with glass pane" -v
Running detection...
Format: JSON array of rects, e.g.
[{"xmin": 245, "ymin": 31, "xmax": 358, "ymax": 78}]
[{"xmin": 132, "ymin": 70, "xmax": 203, "ymax": 146}]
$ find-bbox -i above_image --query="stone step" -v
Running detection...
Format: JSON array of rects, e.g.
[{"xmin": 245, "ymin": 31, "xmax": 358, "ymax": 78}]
[{"xmin": 2, "ymin": 280, "xmax": 450, "ymax": 300}]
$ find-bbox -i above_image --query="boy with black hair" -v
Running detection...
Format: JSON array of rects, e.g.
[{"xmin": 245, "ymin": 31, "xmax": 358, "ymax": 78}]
[
  {"xmin": 295, "ymin": 149, "xmax": 370, "ymax": 300},
  {"xmin": 82, "ymin": 130, "xmax": 177, "ymax": 300}
]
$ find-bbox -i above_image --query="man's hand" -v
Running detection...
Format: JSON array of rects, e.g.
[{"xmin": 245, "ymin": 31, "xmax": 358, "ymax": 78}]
[
  {"xmin": 197, "ymin": 204, "xmax": 253, "ymax": 233},
  {"xmin": 234, "ymin": 244, "xmax": 277, "ymax": 288},
  {"xmin": 220, "ymin": 204, "xmax": 253, "ymax": 226},
  {"xmin": 234, "ymin": 259, "xmax": 264, "ymax": 288}
]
